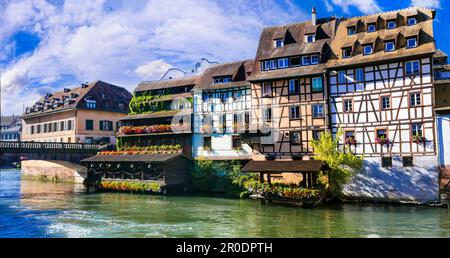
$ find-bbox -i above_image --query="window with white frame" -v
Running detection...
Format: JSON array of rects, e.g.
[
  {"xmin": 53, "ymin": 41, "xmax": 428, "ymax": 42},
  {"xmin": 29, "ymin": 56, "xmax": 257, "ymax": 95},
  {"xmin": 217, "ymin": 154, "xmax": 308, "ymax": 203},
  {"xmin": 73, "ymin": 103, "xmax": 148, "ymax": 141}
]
[
  {"xmin": 262, "ymin": 107, "xmax": 272, "ymax": 122},
  {"xmin": 342, "ymin": 48, "xmax": 352, "ymax": 58},
  {"xmin": 312, "ymin": 77, "xmax": 323, "ymax": 91},
  {"xmin": 85, "ymin": 99, "xmax": 96, "ymax": 109},
  {"xmin": 381, "ymin": 95, "xmax": 390, "ymax": 110},
  {"xmin": 269, "ymin": 60, "xmax": 277, "ymax": 70},
  {"xmin": 385, "ymin": 41, "xmax": 395, "ymax": 52},
  {"xmin": 407, "ymin": 17, "xmax": 417, "ymax": 26},
  {"xmin": 311, "ymin": 54, "xmax": 319, "ymax": 64},
  {"xmin": 407, "ymin": 37, "xmax": 417, "ymax": 48},
  {"xmin": 405, "ymin": 60, "xmax": 420, "ymax": 75},
  {"xmin": 302, "ymin": 56, "xmax": 311, "ymax": 66},
  {"xmin": 367, "ymin": 24, "xmax": 376, "ymax": 32},
  {"xmin": 278, "ymin": 58, "xmax": 289, "ymax": 68},
  {"xmin": 355, "ymin": 68, "xmax": 364, "ymax": 82},
  {"xmin": 262, "ymin": 82, "xmax": 272, "ymax": 97},
  {"xmin": 306, "ymin": 34, "xmax": 315, "ymax": 43},
  {"xmin": 274, "ymin": 39, "xmax": 284, "ymax": 48},
  {"xmin": 347, "ymin": 26, "xmax": 356, "ymax": 35},
  {"xmin": 261, "ymin": 61, "xmax": 270, "ymax": 71},
  {"xmin": 363, "ymin": 44, "xmax": 373, "ymax": 55},
  {"xmin": 289, "ymin": 106, "xmax": 300, "ymax": 119},
  {"xmin": 387, "ymin": 20, "xmax": 396, "ymax": 29},
  {"xmin": 411, "ymin": 123, "xmax": 423, "ymax": 137},
  {"xmin": 312, "ymin": 104, "xmax": 324, "ymax": 118},
  {"xmin": 344, "ymin": 99, "xmax": 353, "ymax": 112},
  {"xmin": 410, "ymin": 92, "xmax": 421, "ymax": 106}
]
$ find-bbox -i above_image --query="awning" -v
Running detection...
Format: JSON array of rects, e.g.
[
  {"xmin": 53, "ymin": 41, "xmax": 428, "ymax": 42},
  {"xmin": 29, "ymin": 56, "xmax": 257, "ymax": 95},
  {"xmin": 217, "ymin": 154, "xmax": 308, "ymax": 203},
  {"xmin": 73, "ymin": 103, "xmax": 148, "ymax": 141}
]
[{"xmin": 241, "ymin": 160, "xmax": 323, "ymax": 173}]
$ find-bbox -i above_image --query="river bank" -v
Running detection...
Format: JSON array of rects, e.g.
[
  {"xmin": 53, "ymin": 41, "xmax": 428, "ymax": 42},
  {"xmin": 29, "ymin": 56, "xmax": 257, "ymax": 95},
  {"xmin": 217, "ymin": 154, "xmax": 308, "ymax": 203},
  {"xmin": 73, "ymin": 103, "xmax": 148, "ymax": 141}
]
[{"xmin": 1, "ymin": 168, "xmax": 450, "ymax": 238}]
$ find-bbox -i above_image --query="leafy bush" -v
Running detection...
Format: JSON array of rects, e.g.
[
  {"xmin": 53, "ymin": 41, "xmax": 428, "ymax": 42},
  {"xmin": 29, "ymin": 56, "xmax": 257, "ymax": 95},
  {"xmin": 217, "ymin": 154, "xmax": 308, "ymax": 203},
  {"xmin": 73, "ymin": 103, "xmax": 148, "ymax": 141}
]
[{"xmin": 99, "ymin": 180, "xmax": 162, "ymax": 193}]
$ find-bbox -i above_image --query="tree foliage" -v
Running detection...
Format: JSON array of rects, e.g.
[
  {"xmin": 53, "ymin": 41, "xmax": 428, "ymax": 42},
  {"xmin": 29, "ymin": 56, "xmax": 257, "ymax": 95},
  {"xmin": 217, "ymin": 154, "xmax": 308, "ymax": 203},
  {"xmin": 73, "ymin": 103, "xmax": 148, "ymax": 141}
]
[{"xmin": 310, "ymin": 129, "xmax": 363, "ymax": 198}]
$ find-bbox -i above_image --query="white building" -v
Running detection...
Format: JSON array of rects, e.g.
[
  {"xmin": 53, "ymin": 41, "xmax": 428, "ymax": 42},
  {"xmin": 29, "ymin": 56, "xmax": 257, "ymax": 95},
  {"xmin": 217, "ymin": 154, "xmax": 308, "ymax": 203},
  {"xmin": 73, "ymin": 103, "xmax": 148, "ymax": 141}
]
[{"xmin": 192, "ymin": 60, "xmax": 254, "ymax": 160}]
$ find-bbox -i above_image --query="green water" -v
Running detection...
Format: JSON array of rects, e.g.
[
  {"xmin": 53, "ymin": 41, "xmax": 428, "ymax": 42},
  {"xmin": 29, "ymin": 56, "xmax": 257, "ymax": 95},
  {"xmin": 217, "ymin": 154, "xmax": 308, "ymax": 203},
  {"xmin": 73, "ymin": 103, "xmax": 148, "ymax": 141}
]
[{"xmin": 1, "ymin": 169, "xmax": 450, "ymax": 238}]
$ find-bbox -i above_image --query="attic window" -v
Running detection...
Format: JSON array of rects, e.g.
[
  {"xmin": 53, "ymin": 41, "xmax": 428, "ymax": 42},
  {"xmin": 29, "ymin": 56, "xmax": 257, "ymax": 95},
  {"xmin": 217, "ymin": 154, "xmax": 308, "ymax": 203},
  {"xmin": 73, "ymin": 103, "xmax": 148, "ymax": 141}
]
[
  {"xmin": 387, "ymin": 20, "xmax": 396, "ymax": 29},
  {"xmin": 367, "ymin": 24, "xmax": 376, "ymax": 32},
  {"xmin": 407, "ymin": 37, "xmax": 418, "ymax": 48},
  {"xmin": 363, "ymin": 44, "xmax": 373, "ymax": 55},
  {"xmin": 342, "ymin": 48, "xmax": 352, "ymax": 58},
  {"xmin": 86, "ymin": 99, "xmax": 97, "ymax": 109},
  {"xmin": 305, "ymin": 34, "xmax": 316, "ymax": 43},
  {"xmin": 274, "ymin": 39, "xmax": 284, "ymax": 48},
  {"xmin": 347, "ymin": 26, "xmax": 356, "ymax": 35},
  {"xmin": 407, "ymin": 17, "xmax": 417, "ymax": 26},
  {"xmin": 213, "ymin": 76, "xmax": 232, "ymax": 84}
]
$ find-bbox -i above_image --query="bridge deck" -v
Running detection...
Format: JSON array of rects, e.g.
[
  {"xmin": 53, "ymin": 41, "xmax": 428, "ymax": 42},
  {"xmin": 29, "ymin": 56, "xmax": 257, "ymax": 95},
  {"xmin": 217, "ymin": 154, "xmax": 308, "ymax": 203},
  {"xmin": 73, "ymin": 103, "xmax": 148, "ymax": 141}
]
[{"xmin": 0, "ymin": 141, "xmax": 107, "ymax": 154}]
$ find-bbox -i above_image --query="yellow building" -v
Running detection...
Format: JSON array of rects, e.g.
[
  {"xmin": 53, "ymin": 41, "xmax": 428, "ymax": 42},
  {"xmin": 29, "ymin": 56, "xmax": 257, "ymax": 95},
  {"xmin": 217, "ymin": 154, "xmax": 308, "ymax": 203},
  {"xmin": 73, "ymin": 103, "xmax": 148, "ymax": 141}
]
[{"xmin": 21, "ymin": 81, "xmax": 132, "ymax": 144}]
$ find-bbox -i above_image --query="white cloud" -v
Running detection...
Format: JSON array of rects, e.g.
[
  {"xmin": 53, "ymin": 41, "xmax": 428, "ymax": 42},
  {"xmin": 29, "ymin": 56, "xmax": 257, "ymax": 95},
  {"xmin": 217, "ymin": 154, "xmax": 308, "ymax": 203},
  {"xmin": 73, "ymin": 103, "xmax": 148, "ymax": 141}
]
[
  {"xmin": 0, "ymin": 0, "xmax": 306, "ymax": 115},
  {"xmin": 411, "ymin": 0, "xmax": 441, "ymax": 9},
  {"xmin": 330, "ymin": 0, "xmax": 381, "ymax": 14},
  {"xmin": 135, "ymin": 60, "xmax": 173, "ymax": 80}
]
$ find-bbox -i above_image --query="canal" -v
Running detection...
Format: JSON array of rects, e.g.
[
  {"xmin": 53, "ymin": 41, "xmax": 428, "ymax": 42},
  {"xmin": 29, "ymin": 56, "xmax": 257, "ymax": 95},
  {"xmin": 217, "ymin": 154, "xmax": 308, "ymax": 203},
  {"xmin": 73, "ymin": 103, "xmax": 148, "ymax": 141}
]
[{"xmin": 1, "ymin": 168, "xmax": 449, "ymax": 238}]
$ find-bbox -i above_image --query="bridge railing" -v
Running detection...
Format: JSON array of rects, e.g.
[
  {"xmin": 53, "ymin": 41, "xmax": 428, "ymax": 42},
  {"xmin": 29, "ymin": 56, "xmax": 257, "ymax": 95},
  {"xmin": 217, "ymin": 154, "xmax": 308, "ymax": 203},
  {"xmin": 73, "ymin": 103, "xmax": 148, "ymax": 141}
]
[{"xmin": 0, "ymin": 141, "xmax": 108, "ymax": 153}]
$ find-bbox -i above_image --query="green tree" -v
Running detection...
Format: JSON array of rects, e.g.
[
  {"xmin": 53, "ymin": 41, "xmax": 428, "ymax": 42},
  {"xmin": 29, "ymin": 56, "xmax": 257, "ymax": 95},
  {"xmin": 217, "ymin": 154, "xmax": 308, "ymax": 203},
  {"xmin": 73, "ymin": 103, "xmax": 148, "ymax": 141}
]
[{"xmin": 310, "ymin": 129, "xmax": 363, "ymax": 199}]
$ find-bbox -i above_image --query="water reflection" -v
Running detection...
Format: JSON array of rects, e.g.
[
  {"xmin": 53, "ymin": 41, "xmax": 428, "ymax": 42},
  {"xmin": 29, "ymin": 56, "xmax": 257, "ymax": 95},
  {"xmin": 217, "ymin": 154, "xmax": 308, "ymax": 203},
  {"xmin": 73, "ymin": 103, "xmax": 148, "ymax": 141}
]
[{"xmin": 0, "ymin": 169, "xmax": 449, "ymax": 238}]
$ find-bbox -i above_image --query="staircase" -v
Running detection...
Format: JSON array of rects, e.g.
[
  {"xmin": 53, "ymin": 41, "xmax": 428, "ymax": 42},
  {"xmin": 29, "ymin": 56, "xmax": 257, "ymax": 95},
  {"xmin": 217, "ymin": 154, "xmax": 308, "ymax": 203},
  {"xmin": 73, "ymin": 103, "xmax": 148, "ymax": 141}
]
[{"xmin": 440, "ymin": 167, "xmax": 450, "ymax": 206}]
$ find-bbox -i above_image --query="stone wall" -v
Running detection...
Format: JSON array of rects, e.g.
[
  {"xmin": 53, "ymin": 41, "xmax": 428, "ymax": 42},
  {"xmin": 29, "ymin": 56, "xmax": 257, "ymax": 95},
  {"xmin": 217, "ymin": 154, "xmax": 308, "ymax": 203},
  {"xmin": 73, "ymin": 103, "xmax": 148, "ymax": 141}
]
[
  {"xmin": 343, "ymin": 156, "xmax": 439, "ymax": 203},
  {"xmin": 21, "ymin": 160, "xmax": 87, "ymax": 184}
]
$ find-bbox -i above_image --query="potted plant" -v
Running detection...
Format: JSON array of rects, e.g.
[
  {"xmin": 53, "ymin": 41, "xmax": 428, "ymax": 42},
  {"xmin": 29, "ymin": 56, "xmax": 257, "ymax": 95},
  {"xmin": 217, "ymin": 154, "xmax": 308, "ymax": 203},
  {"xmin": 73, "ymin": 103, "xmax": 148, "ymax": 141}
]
[
  {"xmin": 411, "ymin": 134, "xmax": 426, "ymax": 143},
  {"xmin": 375, "ymin": 136, "xmax": 390, "ymax": 145},
  {"xmin": 345, "ymin": 137, "xmax": 357, "ymax": 145}
]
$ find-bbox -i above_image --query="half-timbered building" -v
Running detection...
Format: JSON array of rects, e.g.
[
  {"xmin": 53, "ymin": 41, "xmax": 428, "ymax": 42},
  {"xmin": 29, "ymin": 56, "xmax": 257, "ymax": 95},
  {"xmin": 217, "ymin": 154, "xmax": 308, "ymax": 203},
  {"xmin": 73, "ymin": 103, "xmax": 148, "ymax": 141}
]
[
  {"xmin": 327, "ymin": 7, "xmax": 439, "ymax": 202},
  {"xmin": 192, "ymin": 60, "xmax": 254, "ymax": 160},
  {"xmin": 248, "ymin": 9, "xmax": 336, "ymax": 160}
]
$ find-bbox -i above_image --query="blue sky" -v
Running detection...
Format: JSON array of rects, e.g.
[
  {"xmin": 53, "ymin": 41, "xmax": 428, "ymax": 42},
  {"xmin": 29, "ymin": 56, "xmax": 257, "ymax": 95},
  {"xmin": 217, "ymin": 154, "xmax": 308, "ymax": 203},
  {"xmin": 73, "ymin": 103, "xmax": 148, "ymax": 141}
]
[{"xmin": 0, "ymin": 0, "xmax": 448, "ymax": 115}]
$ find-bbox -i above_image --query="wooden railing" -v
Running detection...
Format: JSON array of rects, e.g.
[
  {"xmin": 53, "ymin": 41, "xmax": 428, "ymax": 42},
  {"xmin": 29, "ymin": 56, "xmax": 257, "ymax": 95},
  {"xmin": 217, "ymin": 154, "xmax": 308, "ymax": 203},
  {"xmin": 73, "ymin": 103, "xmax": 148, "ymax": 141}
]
[{"xmin": 0, "ymin": 141, "xmax": 108, "ymax": 154}]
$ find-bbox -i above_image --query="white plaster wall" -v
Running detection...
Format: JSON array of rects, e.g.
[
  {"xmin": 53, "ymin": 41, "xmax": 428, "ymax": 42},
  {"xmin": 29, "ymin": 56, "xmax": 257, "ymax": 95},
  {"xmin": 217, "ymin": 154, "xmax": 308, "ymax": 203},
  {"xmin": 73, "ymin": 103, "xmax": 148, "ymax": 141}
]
[
  {"xmin": 436, "ymin": 114, "xmax": 450, "ymax": 167},
  {"xmin": 343, "ymin": 155, "xmax": 439, "ymax": 203},
  {"xmin": 192, "ymin": 134, "xmax": 252, "ymax": 158}
]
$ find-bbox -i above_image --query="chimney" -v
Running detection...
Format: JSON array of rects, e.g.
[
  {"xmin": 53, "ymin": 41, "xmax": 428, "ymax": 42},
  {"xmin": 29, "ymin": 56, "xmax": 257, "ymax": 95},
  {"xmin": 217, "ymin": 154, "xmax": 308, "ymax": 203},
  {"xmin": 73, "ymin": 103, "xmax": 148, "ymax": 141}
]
[{"xmin": 312, "ymin": 6, "xmax": 317, "ymax": 26}]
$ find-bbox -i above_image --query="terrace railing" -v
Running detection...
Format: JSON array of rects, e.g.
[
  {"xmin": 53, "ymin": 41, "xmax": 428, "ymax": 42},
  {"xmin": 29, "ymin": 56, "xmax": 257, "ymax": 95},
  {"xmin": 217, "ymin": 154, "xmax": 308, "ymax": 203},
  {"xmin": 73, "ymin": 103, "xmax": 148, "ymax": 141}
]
[{"xmin": 0, "ymin": 141, "xmax": 108, "ymax": 154}]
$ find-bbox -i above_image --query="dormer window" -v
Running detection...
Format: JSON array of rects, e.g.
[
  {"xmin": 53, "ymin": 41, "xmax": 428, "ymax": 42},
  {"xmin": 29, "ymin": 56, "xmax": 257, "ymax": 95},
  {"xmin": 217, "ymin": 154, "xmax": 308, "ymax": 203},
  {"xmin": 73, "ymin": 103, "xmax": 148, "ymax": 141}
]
[
  {"xmin": 306, "ymin": 34, "xmax": 315, "ymax": 43},
  {"xmin": 363, "ymin": 44, "xmax": 373, "ymax": 55},
  {"xmin": 342, "ymin": 48, "xmax": 352, "ymax": 58},
  {"xmin": 385, "ymin": 41, "xmax": 395, "ymax": 52},
  {"xmin": 407, "ymin": 37, "xmax": 417, "ymax": 48},
  {"xmin": 213, "ymin": 76, "xmax": 232, "ymax": 84},
  {"xmin": 302, "ymin": 56, "xmax": 311, "ymax": 66},
  {"xmin": 407, "ymin": 17, "xmax": 417, "ymax": 26},
  {"xmin": 85, "ymin": 99, "xmax": 97, "ymax": 109},
  {"xmin": 347, "ymin": 26, "xmax": 356, "ymax": 35},
  {"xmin": 261, "ymin": 61, "xmax": 270, "ymax": 71},
  {"xmin": 223, "ymin": 77, "xmax": 231, "ymax": 83},
  {"xmin": 269, "ymin": 60, "xmax": 277, "ymax": 70},
  {"xmin": 311, "ymin": 54, "xmax": 319, "ymax": 64},
  {"xmin": 367, "ymin": 24, "xmax": 376, "ymax": 32},
  {"xmin": 387, "ymin": 20, "xmax": 396, "ymax": 29},
  {"xmin": 274, "ymin": 39, "xmax": 284, "ymax": 48},
  {"xmin": 278, "ymin": 58, "xmax": 289, "ymax": 68}
]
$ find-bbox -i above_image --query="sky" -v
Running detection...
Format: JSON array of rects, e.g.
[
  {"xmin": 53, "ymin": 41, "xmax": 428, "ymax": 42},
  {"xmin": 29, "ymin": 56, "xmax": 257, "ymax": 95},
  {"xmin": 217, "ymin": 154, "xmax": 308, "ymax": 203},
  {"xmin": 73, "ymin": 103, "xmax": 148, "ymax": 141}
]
[{"xmin": 0, "ymin": 0, "xmax": 449, "ymax": 115}]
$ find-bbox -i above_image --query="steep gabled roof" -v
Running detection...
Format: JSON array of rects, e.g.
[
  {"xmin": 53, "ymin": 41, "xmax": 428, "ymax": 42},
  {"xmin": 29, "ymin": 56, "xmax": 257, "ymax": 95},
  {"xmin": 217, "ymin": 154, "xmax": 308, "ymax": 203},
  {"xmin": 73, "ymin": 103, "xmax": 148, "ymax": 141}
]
[
  {"xmin": 135, "ymin": 76, "xmax": 199, "ymax": 92},
  {"xmin": 194, "ymin": 60, "xmax": 254, "ymax": 90}
]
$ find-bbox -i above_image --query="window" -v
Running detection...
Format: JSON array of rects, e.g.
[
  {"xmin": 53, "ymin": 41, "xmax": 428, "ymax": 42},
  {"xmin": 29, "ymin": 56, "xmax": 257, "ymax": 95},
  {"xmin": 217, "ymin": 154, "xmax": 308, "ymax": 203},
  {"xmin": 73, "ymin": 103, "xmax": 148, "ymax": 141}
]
[
  {"xmin": 290, "ymin": 56, "xmax": 301, "ymax": 67},
  {"xmin": 263, "ymin": 108, "xmax": 272, "ymax": 122},
  {"xmin": 342, "ymin": 48, "xmax": 352, "ymax": 58},
  {"xmin": 290, "ymin": 131, "xmax": 301, "ymax": 145},
  {"xmin": 381, "ymin": 95, "xmax": 391, "ymax": 110},
  {"xmin": 405, "ymin": 60, "xmax": 420, "ymax": 75},
  {"xmin": 48, "ymin": 123, "xmax": 52, "ymax": 133},
  {"xmin": 345, "ymin": 131, "xmax": 355, "ymax": 140},
  {"xmin": 289, "ymin": 106, "xmax": 300, "ymax": 120},
  {"xmin": 86, "ymin": 119, "xmax": 94, "ymax": 130},
  {"xmin": 355, "ymin": 68, "xmax": 364, "ymax": 82},
  {"xmin": 385, "ymin": 41, "xmax": 395, "ymax": 52},
  {"xmin": 302, "ymin": 56, "xmax": 311, "ymax": 66},
  {"xmin": 382, "ymin": 157, "xmax": 393, "ymax": 167},
  {"xmin": 407, "ymin": 17, "xmax": 417, "ymax": 26},
  {"xmin": 387, "ymin": 20, "xmax": 396, "ymax": 29},
  {"xmin": 411, "ymin": 123, "xmax": 423, "ymax": 137},
  {"xmin": 310, "ymin": 54, "xmax": 319, "ymax": 64},
  {"xmin": 223, "ymin": 77, "xmax": 231, "ymax": 83},
  {"xmin": 60, "ymin": 121, "xmax": 65, "ymax": 131},
  {"xmin": 344, "ymin": 99, "xmax": 353, "ymax": 112},
  {"xmin": 410, "ymin": 92, "xmax": 421, "ymax": 106},
  {"xmin": 403, "ymin": 156, "xmax": 414, "ymax": 167},
  {"xmin": 101, "ymin": 93, "xmax": 106, "ymax": 99},
  {"xmin": 274, "ymin": 39, "xmax": 284, "ymax": 48},
  {"xmin": 232, "ymin": 135, "xmax": 241, "ymax": 149},
  {"xmin": 261, "ymin": 61, "xmax": 270, "ymax": 71},
  {"xmin": 262, "ymin": 82, "xmax": 272, "ymax": 97},
  {"xmin": 312, "ymin": 104, "xmax": 324, "ymax": 118},
  {"xmin": 306, "ymin": 34, "xmax": 315, "ymax": 43},
  {"xmin": 289, "ymin": 79, "xmax": 299, "ymax": 95},
  {"xmin": 99, "ymin": 120, "xmax": 113, "ymax": 131},
  {"xmin": 363, "ymin": 44, "xmax": 373, "ymax": 55},
  {"xmin": 85, "ymin": 99, "xmax": 97, "ymax": 109},
  {"xmin": 312, "ymin": 77, "xmax": 323, "ymax": 91},
  {"xmin": 347, "ymin": 26, "xmax": 356, "ymax": 35},
  {"xmin": 30, "ymin": 125, "xmax": 35, "ymax": 135},
  {"xmin": 37, "ymin": 124, "xmax": 41, "ymax": 134},
  {"xmin": 312, "ymin": 130, "xmax": 323, "ymax": 140},
  {"xmin": 407, "ymin": 37, "xmax": 417, "ymax": 48},
  {"xmin": 52, "ymin": 122, "xmax": 57, "ymax": 132},
  {"xmin": 278, "ymin": 58, "xmax": 289, "ymax": 68},
  {"xmin": 269, "ymin": 60, "xmax": 277, "ymax": 70},
  {"xmin": 43, "ymin": 123, "xmax": 48, "ymax": 133},
  {"xmin": 85, "ymin": 137, "xmax": 94, "ymax": 144},
  {"xmin": 376, "ymin": 129, "xmax": 387, "ymax": 139},
  {"xmin": 367, "ymin": 24, "xmax": 376, "ymax": 32},
  {"xmin": 338, "ymin": 71, "xmax": 347, "ymax": 84},
  {"xmin": 203, "ymin": 136, "xmax": 212, "ymax": 149}
]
